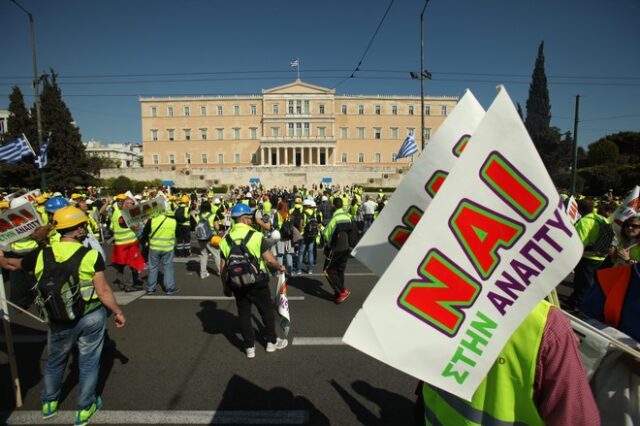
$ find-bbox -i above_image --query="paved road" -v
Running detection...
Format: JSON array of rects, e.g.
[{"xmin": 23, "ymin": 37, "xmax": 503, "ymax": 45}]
[{"xmin": 0, "ymin": 243, "xmax": 420, "ymax": 425}]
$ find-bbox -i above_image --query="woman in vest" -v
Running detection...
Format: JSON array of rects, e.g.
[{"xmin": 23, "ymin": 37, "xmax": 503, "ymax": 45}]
[
  {"xmin": 110, "ymin": 196, "xmax": 144, "ymax": 292},
  {"xmin": 273, "ymin": 200, "xmax": 294, "ymax": 274}
]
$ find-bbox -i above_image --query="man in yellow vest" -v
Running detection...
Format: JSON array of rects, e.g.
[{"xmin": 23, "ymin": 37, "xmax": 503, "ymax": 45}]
[
  {"xmin": 322, "ymin": 197, "xmax": 353, "ymax": 304},
  {"xmin": 110, "ymin": 196, "xmax": 144, "ymax": 292},
  {"xmin": 140, "ymin": 211, "xmax": 178, "ymax": 295},
  {"xmin": 174, "ymin": 195, "xmax": 192, "ymax": 257},
  {"xmin": 0, "ymin": 206, "xmax": 126, "ymax": 426},
  {"xmin": 418, "ymin": 301, "xmax": 599, "ymax": 425},
  {"xmin": 219, "ymin": 203, "xmax": 288, "ymax": 359}
]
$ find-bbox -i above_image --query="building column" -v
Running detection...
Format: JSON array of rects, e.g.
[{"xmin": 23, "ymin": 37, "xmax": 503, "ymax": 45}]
[
  {"xmin": 316, "ymin": 146, "xmax": 320, "ymax": 166},
  {"xmin": 267, "ymin": 147, "xmax": 272, "ymax": 166},
  {"xmin": 262, "ymin": 147, "xmax": 267, "ymax": 166},
  {"xmin": 284, "ymin": 146, "xmax": 289, "ymax": 165},
  {"xmin": 332, "ymin": 147, "xmax": 336, "ymax": 165},
  {"xmin": 276, "ymin": 146, "xmax": 280, "ymax": 166}
]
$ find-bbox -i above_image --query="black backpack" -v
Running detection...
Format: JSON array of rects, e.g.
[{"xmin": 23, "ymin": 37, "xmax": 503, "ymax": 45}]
[
  {"xmin": 584, "ymin": 216, "xmax": 615, "ymax": 256},
  {"xmin": 36, "ymin": 246, "xmax": 91, "ymax": 323},
  {"xmin": 290, "ymin": 209, "xmax": 303, "ymax": 230},
  {"xmin": 331, "ymin": 221, "xmax": 359, "ymax": 252},
  {"xmin": 279, "ymin": 216, "xmax": 294, "ymax": 240},
  {"xmin": 304, "ymin": 212, "xmax": 319, "ymax": 239},
  {"xmin": 224, "ymin": 231, "xmax": 267, "ymax": 287},
  {"xmin": 195, "ymin": 213, "xmax": 213, "ymax": 240},
  {"xmin": 175, "ymin": 206, "xmax": 187, "ymax": 224}
]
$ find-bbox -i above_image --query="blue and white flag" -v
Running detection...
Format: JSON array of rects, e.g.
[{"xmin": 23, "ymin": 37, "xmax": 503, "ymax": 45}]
[
  {"xmin": 396, "ymin": 133, "xmax": 418, "ymax": 159},
  {"xmin": 0, "ymin": 134, "xmax": 34, "ymax": 165},
  {"xmin": 290, "ymin": 58, "xmax": 299, "ymax": 67},
  {"xmin": 35, "ymin": 135, "xmax": 51, "ymax": 169}
]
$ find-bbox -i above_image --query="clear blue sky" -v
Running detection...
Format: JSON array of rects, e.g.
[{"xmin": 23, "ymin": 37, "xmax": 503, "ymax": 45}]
[{"xmin": 2, "ymin": 0, "xmax": 639, "ymax": 148}]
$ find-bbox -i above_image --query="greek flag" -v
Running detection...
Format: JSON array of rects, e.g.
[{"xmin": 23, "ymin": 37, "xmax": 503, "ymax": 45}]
[
  {"xmin": 290, "ymin": 58, "xmax": 299, "ymax": 67},
  {"xmin": 35, "ymin": 135, "xmax": 51, "ymax": 169},
  {"xmin": 396, "ymin": 133, "xmax": 418, "ymax": 159},
  {"xmin": 0, "ymin": 134, "xmax": 34, "ymax": 164}
]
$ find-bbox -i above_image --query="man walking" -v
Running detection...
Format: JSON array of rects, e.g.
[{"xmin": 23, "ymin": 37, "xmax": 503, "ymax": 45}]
[
  {"xmin": 219, "ymin": 203, "xmax": 288, "ymax": 358},
  {"xmin": 322, "ymin": 197, "xmax": 353, "ymax": 304},
  {"xmin": 0, "ymin": 206, "xmax": 127, "ymax": 426},
  {"xmin": 140, "ymin": 211, "xmax": 179, "ymax": 295}
]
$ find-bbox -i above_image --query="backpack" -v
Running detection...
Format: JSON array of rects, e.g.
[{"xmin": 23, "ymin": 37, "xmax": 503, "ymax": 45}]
[
  {"xmin": 585, "ymin": 217, "xmax": 615, "ymax": 256},
  {"xmin": 303, "ymin": 212, "xmax": 319, "ymax": 239},
  {"xmin": 224, "ymin": 231, "xmax": 266, "ymax": 287},
  {"xmin": 36, "ymin": 246, "xmax": 91, "ymax": 323},
  {"xmin": 290, "ymin": 209, "xmax": 303, "ymax": 230},
  {"xmin": 331, "ymin": 221, "xmax": 359, "ymax": 252},
  {"xmin": 195, "ymin": 213, "xmax": 213, "ymax": 241},
  {"xmin": 175, "ymin": 206, "xmax": 187, "ymax": 224},
  {"xmin": 279, "ymin": 216, "xmax": 294, "ymax": 240}
]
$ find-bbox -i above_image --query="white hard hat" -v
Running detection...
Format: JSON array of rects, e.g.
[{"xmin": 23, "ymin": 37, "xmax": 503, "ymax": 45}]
[
  {"xmin": 213, "ymin": 198, "xmax": 221, "ymax": 205},
  {"xmin": 302, "ymin": 199, "xmax": 312, "ymax": 206},
  {"xmin": 9, "ymin": 197, "xmax": 30, "ymax": 209},
  {"xmin": 270, "ymin": 229, "xmax": 281, "ymax": 241},
  {"xmin": 321, "ymin": 195, "xmax": 328, "ymax": 201},
  {"xmin": 245, "ymin": 192, "xmax": 252, "ymax": 198},
  {"xmin": 53, "ymin": 192, "xmax": 63, "ymax": 197},
  {"xmin": 310, "ymin": 200, "xmax": 316, "ymax": 207}
]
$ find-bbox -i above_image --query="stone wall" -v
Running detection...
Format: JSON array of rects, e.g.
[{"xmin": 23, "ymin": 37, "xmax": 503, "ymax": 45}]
[{"xmin": 100, "ymin": 165, "xmax": 409, "ymax": 188}]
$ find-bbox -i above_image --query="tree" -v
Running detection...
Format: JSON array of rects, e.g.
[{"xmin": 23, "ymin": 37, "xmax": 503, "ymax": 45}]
[
  {"xmin": 0, "ymin": 86, "xmax": 39, "ymax": 188},
  {"xmin": 587, "ymin": 139, "xmax": 619, "ymax": 166},
  {"xmin": 525, "ymin": 41, "xmax": 551, "ymax": 135},
  {"xmin": 39, "ymin": 70, "xmax": 99, "ymax": 190}
]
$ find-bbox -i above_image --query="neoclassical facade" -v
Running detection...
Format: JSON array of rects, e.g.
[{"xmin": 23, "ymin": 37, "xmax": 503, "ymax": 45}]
[{"xmin": 140, "ymin": 80, "xmax": 458, "ymax": 171}]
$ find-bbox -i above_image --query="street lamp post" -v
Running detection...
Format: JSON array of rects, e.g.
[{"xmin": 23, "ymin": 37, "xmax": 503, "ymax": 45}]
[
  {"xmin": 410, "ymin": 0, "xmax": 431, "ymax": 150},
  {"xmin": 10, "ymin": 0, "xmax": 45, "ymax": 189}
]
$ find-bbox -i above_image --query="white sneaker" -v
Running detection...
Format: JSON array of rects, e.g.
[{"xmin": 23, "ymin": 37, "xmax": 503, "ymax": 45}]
[
  {"xmin": 266, "ymin": 338, "xmax": 288, "ymax": 353},
  {"xmin": 200, "ymin": 272, "xmax": 210, "ymax": 279},
  {"xmin": 245, "ymin": 347, "xmax": 255, "ymax": 358}
]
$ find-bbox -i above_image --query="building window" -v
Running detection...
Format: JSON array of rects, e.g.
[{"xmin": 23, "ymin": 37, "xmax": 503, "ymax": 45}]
[
  {"xmin": 341, "ymin": 153, "xmax": 348, "ymax": 163},
  {"xmin": 272, "ymin": 104, "xmax": 279, "ymax": 115},
  {"xmin": 407, "ymin": 127, "xmax": 415, "ymax": 136},
  {"xmin": 250, "ymin": 128, "xmax": 257, "ymax": 139},
  {"xmin": 216, "ymin": 128, "xmax": 224, "ymax": 140},
  {"xmin": 233, "ymin": 128, "xmax": 240, "ymax": 140},
  {"xmin": 235, "ymin": 153, "xmax": 241, "ymax": 164},
  {"xmin": 391, "ymin": 127, "xmax": 398, "ymax": 139},
  {"xmin": 375, "ymin": 105, "xmax": 381, "ymax": 115},
  {"xmin": 341, "ymin": 104, "xmax": 347, "ymax": 115},
  {"xmin": 217, "ymin": 105, "xmax": 223, "ymax": 116},
  {"xmin": 424, "ymin": 105, "xmax": 431, "ymax": 116},
  {"xmin": 167, "ymin": 129, "xmax": 175, "ymax": 141},
  {"xmin": 358, "ymin": 105, "xmax": 364, "ymax": 115},
  {"xmin": 408, "ymin": 105, "xmax": 414, "ymax": 115},
  {"xmin": 425, "ymin": 128, "xmax": 431, "ymax": 141},
  {"xmin": 374, "ymin": 128, "xmax": 381, "ymax": 140},
  {"xmin": 441, "ymin": 105, "xmax": 448, "ymax": 116},
  {"xmin": 184, "ymin": 129, "xmax": 191, "ymax": 141},
  {"xmin": 296, "ymin": 100, "xmax": 302, "ymax": 114},
  {"xmin": 250, "ymin": 104, "xmax": 257, "ymax": 115},
  {"xmin": 318, "ymin": 127, "xmax": 326, "ymax": 137},
  {"xmin": 272, "ymin": 127, "xmax": 280, "ymax": 137},
  {"xmin": 151, "ymin": 106, "xmax": 157, "ymax": 117},
  {"xmin": 168, "ymin": 154, "xmax": 175, "ymax": 164},
  {"xmin": 319, "ymin": 104, "xmax": 325, "ymax": 114},
  {"xmin": 303, "ymin": 123, "xmax": 310, "ymax": 137},
  {"xmin": 303, "ymin": 100, "xmax": 310, "ymax": 114},
  {"xmin": 288, "ymin": 123, "xmax": 294, "ymax": 137},
  {"xmin": 375, "ymin": 153, "xmax": 381, "ymax": 163},
  {"xmin": 295, "ymin": 122, "xmax": 302, "ymax": 137},
  {"xmin": 151, "ymin": 129, "xmax": 158, "ymax": 141},
  {"xmin": 391, "ymin": 153, "xmax": 397, "ymax": 162},
  {"xmin": 200, "ymin": 106, "xmax": 207, "ymax": 116},
  {"xmin": 200, "ymin": 128, "xmax": 207, "ymax": 140},
  {"xmin": 167, "ymin": 106, "xmax": 174, "ymax": 117},
  {"xmin": 184, "ymin": 106, "xmax": 190, "ymax": 116},
  {"xmin": 218, "ymin": 153, "xmax": 224, "ymax": 164},
  {"xmin": 358, "ymin": 153, "xmax": 364, "ymax": 163},
  {"xmin": 392, "ymin": 105, "xmax": 398, "ymax": 115},
  {"xmin": 152, "ymin": 154, "xmax": 159, "ymax": 165},
  {"xmin": 234, "ymin": 105, "xmax": 240, "ymax": 116},
  {"xmin": 201, "ymin": 153, "xmax": 208, "ymax": 164},
  {"xmin": 357, "ymin": 127, "xmax": 365, "ymax": 139},
  {"xmin": 185, "ymin": 153, "xmax": 192, "ymax": 164},
  {"xmin": 288, "ymin": 100, "xmax": 294, "ymax": 114},
  {"xmin": 340, "ymin": 127, "xmax": 348, "ymax": 138}
]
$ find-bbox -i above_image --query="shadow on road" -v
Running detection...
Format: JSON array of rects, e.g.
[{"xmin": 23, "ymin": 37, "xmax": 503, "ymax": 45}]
[
  {"xmin": 215, "ymin": 374, "xmax": 330, "ymax": 425},
  {"xmin": 331, "ymin": 379, "xmax": 417, "ymax": 425},
  {"xmin": 286, "ymin": 276, "xmax": 335, "ymax": 302},
  {"xmin": 196, "ymin": 301, "xmax": 244, "ymax": 353}
]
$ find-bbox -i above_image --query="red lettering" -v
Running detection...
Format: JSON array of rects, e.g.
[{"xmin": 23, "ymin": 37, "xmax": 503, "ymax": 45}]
[{"xmin": 388, "ymin": 206, "xmax": 423, "ymax": 250}]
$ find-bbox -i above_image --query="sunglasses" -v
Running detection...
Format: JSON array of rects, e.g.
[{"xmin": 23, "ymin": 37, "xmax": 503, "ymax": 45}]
[{"xmin": 624, "ymin": 224, "xmax": 640, "ymax": 229}]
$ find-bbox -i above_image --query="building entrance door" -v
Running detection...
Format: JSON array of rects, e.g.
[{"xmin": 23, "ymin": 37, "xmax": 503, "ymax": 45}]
[
  {"xmin": 295, "ymin": 152, "xmax": 301, "ymax": 167},
  {"xmin": 271, "ymin": 152, "xmax": 277, "ymax": 165},
  {"xmin": 319, "ymin": 152, "xmax": 326, "ymax": 165}
]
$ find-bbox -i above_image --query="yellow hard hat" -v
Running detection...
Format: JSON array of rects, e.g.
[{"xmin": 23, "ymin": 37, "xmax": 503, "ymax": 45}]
[
  {"xmin": 169, "ymin": 195, "xmax": 177, "ymax": 201},
  {"xmin": 0, "ymin": 200, "xmax": 9, "ymax": 209},
  {"xmin": 36, "ymin": 195, "xmax": 48, "ymax": 205},
  {"xmin": 210, "ymin": 235, "xmax": 222, "ymax": 247},
  {"xmin": 70, "ymin": 193, "xmax": 85, "ymax": 200},
  {"xmin": 181, "ymin": 195, "xmax": 190, "ymax": 204},
  {"xmin": 115, "ymin": 193, "xmax": 127, "ymax": 200},
  {"xmin": 52, "ymin": 206, "xmax": 88, "ymax": 230}
]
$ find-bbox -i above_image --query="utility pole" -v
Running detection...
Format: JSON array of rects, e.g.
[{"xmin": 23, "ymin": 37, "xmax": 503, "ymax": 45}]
[
  {"xmin": 419, "ymin": 0, "xmax": 430, "ymax": 150},
  {"xmin": 571, "ymin": 95, "xmax": 580, "ymax": 196},
  {"xmin": 10, "ymin": 0, "xmax": 45, "ymax": 189}
]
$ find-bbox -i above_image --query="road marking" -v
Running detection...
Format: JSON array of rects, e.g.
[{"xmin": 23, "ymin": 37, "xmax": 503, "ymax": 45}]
[
  {"xmin": 2, "ymin": 410, "xmax": 309, "ymax": 424},
  {"xmin": 141, "ymin": 295, "xmax": 305, "ymax": 301},
  {"xmin": 292, "ymin": 337, "xmax": 345, "ymax": 346}
]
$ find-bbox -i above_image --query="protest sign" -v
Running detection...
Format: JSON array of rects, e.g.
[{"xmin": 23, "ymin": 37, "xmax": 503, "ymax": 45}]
[
  {"xmin": 274, "ymin": 273, "xmax": 291, "ymax": 337},
  {"xmin": 352, "ymin": 90, "xmax": 485, "ymax": 276},
  {"xmin": 0, "ymin": 202, "xmax": 43, "ymax": 246},
  {"xmin": 5, "ymin": 189, "xmax": 41, "ymax": 204},
  {"xmin": 121, "ymin": 196, "xmax": 166, "ymax": 228},
  {"xmin": 566, "ymin": 195, "xmax": 580, "ymax": 224},
  {"xmin": 343, "ymin": 87, "xmax": 583, "ymax": 401},
  {"xmin": 610, "ymin": 185, "xmax": 639, "ymax": 235}
]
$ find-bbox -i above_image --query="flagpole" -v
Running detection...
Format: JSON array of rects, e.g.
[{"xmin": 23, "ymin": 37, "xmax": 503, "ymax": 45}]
[{"xmin": 297, "ymin": 58, "xmax": 300, "ymax": 80}]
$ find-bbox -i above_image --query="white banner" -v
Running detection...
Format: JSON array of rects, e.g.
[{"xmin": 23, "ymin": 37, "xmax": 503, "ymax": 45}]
[
  {"xmin": 343, "ymin": 87, "xmax": 583, "ymax": 401},
  {"xmin": 0, "ymin": 272, "xmax": 8, "ymax": 322},
  {"xmin": 0, "ymin": 203, "xmax": 44, "ymax": 246},
  {"xmin": 5, "ymin": 189, "xmax": 41, "ymax": 204},
  {"xmin": 274, "ymin": 272, "xmax": 291, "ymax": 337},
  {"xmin": 120, "ymin": 196, "xmax": 166, "ymax": 228},
  {"xmin": 352, "ymin": 90, "xmax": 485, "ymax": 276},
  {"xmin": 566, "ymin": 195, "xmax": 580, "ymax": 224}
]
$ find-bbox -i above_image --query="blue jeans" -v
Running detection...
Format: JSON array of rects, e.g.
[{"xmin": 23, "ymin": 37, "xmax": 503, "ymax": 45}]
[
  {"xmin": 42, "ymin": 307, "xmax": 106, "ymax": 409},
  {"xmin": 296, "ymin": 238, "xmax": 315, "ymax": 273},
  {"xmin": 148, "ymin": 249, "xmax": 176, "ymax": 292}
]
